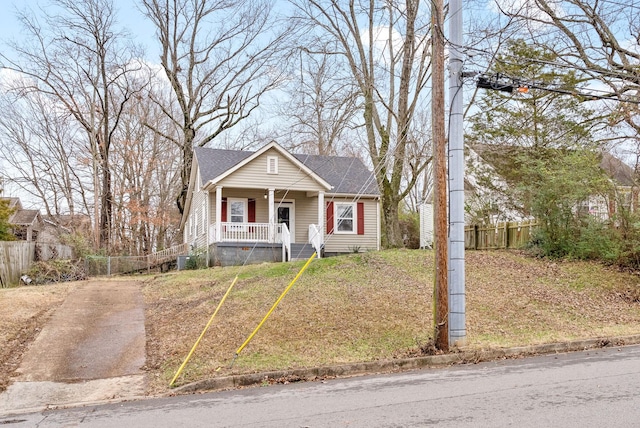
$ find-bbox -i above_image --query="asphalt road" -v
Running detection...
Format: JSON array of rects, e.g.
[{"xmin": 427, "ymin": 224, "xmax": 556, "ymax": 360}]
[{"xmin": 3, "ymin": 344, "xmax": 640, "ymax": 427}]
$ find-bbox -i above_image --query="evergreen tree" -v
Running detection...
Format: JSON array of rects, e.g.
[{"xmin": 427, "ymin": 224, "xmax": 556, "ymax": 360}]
[
  {"xmin": 469, "ymin": 39, "xmax": 596, "ymax": 151},
  {"xmin": 467, "ymin": 40, "xmax": 614, "ymax": 256},
  {"xmin": 0, "ymin": 199, "xmax": 15, "ymax": 241}
]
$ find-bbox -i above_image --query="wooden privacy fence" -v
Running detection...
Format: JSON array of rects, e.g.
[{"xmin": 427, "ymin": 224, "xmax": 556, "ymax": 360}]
[
  {"xmin": 465, "ymin": 221, "xmax": 538, "ymax": 250},
  {"xmin": 0, "ymin": 242, "xmax": 33, "ymax": 288},
  {"xmin": 0, "ymin": 242, "xmax": 74, "ymax": 288}
]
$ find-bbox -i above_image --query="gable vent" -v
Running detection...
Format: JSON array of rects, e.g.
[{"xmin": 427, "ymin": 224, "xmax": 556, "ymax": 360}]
[{"xmin": 267, "ymin": 155, "xmax": 279, "ymax": 174}]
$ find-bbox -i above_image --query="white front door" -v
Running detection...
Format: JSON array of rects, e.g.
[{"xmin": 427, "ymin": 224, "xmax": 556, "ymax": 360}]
[{"xmin": 277, "ymin": 202, "xmax": 295, "ymax": 243}]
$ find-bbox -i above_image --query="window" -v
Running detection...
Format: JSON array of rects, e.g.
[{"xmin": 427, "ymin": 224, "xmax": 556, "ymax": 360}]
[
  {"xmin": 267, "ymin": 155, "xmax": 279, "ymax": 174},
  {"xmin": 335, "ymin": 203, "xmax": 356, "ymax": 233},
  {"xmin": 201, "ymin": 201, "xmax": 206, "ymax": 235},
  {"xmin": 228, "ymin": 198, "xmax": 246, "ymax": 223}
]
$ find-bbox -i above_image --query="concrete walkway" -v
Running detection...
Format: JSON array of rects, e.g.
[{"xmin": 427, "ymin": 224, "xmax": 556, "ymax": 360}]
[{"xmin": 0, "ymin": 280, "xmax": 146, "ymax": 414}]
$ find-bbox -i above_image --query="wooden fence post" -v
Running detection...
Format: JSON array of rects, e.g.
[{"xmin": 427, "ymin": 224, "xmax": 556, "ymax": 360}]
[
  {"xmin": 504, "ymin": 222, "xmax": 509, "ymax": 249},
  {"xmin": 473, "ymin": 224, "xmax": 478, "ymax": 250}
]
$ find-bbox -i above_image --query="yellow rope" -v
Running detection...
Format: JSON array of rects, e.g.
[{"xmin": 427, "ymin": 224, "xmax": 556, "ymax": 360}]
[
  {"xmin": 234, "ymin": 253, "xmax": 316, "ymax": 358},
  {"xmin": 170, "ymin": 275, "xmax": 239, "ymax": 387}
]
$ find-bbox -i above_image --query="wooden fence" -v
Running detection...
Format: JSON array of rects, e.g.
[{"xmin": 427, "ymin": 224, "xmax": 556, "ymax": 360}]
[
  {"xmin": 0, "ymin": 242, "xmax": 75, "ymax": 288},
  {"xmin": 465, "ymin": 221, "xmax": 538, "ymax": 250}
]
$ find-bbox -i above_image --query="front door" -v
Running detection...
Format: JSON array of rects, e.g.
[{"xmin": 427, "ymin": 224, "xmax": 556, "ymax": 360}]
[{"xmin": 277, "ymin": 202, "xmax": 295, "ymax": 243}]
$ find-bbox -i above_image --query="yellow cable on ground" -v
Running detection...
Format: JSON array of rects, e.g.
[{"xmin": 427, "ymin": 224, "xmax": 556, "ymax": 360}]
[
  {"xmin": 233, "ymin": 252, "xmax": 316, "ymax": 360},
  {"xmin": 170, "ymin": 275, "xmax": 239, "ymax": 387}
]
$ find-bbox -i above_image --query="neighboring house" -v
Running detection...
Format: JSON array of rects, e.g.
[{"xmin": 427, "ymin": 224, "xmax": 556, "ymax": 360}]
[
  {"xmin": 1, "ymin": 197, "xmax": 43, "ymax": 242},
  {"xmin": 465, "ymin": 145, "xmax": 638, "ymax": 223},
  {"xmin": 181, "ymin": 141, "xmax": 381, "ymax": 266},
  {"xmin": 594, "ymin": 152, "xmax": 638, "ymax": 220},
  {"xmin": 40, "ymin": 214, "xmax": 93, "ymax": 243},
  {"xmin": 1, "ymin": 197, "xmax": 91, "ymax": 244},
  {"xmin": 465, "ymin": 145, "xmax": 531, "ymax": 223}
]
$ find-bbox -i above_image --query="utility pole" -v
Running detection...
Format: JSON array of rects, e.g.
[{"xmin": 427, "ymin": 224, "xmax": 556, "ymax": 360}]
[
  {"xmin": 432, "ymin": 0, "xmax": 448, "ymax": 351},
  {"xmin": 448, "ymin": 0, "xmax": 466, "ymax": 347}
]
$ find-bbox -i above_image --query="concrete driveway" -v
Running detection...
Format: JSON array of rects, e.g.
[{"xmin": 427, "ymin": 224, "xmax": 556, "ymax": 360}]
[{"xmin": 0, "ymin": 279, "xmax": 146, "ymax": 414}]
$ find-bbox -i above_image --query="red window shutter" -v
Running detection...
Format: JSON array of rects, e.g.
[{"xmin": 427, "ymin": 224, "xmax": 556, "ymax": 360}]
[
  {"xmin": 248, "ymin": 199, "xmax": 256, "ymax": 223},
  {"xmin": 357, "ymin": 202, "xmax": 365, "ymax": 235},
  {"xmin": 326, "ymin": 201, "xmax": 334, "ymax": 234},
  {"xmin": 221, "ymin": 198, "xmax": 227, "ymax": 222}
]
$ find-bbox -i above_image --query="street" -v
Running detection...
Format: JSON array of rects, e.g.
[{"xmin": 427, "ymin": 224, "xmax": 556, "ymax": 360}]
[{"xmin": 3, "ymin": 344, "xmax": 640, "ymax": 427}]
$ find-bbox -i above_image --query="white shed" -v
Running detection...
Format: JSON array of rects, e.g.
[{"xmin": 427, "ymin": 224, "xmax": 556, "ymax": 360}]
[{"xmin": 419, "ymin": 203, "xmax": 434, "ymax": 249}]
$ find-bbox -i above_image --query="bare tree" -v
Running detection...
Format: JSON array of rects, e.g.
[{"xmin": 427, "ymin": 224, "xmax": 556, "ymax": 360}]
[
  {"xmin": 110, "ymin": 81, "xmax": 182, "ymax": 255},
  {"xmin": 499, "ymin": 0, "xmax": 640, "ymax": 137},
  {"xmin": 0, "ymin": 89, "xmax": 92, "ymax": 218},
  {"xmin": 280, "ymin": 49, "xmax": 360, "ymax": 156},
  {"xmin": 141, "ymin": 0, "xmax": 291, "ymax": 214},
  {"xmin": 290, "ymin": 0, "xmax": 432, "ymax": 247},
  {"xmin": 0, "ymin": 0, "xmax": 143, "ymax": 251}
]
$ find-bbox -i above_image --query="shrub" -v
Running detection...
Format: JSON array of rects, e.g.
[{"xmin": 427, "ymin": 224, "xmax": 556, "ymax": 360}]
[
  {"xmin": 399, "ymin": 209, "xmax": 420, "ymax": 249},
  {"xmin": 24, "ymin": 260, "xmax": 88, "ymax": 285}
]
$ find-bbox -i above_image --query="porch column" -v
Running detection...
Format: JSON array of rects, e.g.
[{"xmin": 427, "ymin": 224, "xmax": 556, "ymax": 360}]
[
  {"xmin": 268, "ymin": 188, "xmax": 275, "ymax": 242},
  {"xmin": 317, "ymin": 191, "xmax": 325, "ymax": 248},
  {"xmin": 215, "ymin": 186, "xmax": 222, "ymax": 242}
]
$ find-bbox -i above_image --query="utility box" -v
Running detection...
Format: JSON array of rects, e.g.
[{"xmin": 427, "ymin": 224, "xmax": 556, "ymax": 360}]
[{"xmin": 177, "ymin": 255, "xmax": 191, "ymax": 270}]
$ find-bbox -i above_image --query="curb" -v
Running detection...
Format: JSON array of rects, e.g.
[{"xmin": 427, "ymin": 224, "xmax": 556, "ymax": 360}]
[{"xmin": 172, "ymin": 334, "xmax": 640, "ymax": 394}]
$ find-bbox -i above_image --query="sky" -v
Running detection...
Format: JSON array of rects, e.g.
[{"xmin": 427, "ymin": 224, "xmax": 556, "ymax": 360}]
[
  {"xmin": 0, "ymin": 0, "xmax": 159, "ymax": 61},
  {"xmin": 0, "ymin": 1, "xmax": 161, "ymax": 203}
]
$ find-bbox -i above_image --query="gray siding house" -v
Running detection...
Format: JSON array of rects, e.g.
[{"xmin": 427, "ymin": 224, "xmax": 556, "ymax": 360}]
[{"xmin": 181, "ymin": 142, "xmax": 380, "ymax": 266}]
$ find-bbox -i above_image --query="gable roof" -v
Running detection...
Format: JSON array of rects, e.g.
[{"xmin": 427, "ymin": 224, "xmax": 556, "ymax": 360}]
[
  {"xmin": 600, "ymin": 152, "xmax": 636, "ymax": 187},
  {"xmin": 197, "ymin": 141, "xmax": 331, "ymax": 190},
  {"xmin": 293, "ymin": 153, "xmax": 379, "ymax": 195},
  {"xmin": 195, "ymin": 148, "xmax": 253, "ymax": 184},
  {"xmin": 194, "ymin": 144, "xmax": 379, "ymax": 196},
  {"xmin": 10, "ymin": 209, "xmax": 41, "ymax": 226}
]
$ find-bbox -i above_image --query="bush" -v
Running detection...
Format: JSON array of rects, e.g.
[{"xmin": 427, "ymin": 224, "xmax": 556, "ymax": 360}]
[
  {"xmin": 24, "ymin": 260, "xmax": 88, "ymax": 285},
  {"xmin": 572, "ymin": 219, "xmax": 620, "ymax": 263},
  {"xmin": 399, "ymin": 209, "xmax": 420, "ymax": 249},
  {"xmin": 59, "ymin": 232, "xmax": 94, "ymax": 258},
  {"xmin": 184, "ymin": 248, "xmax": 208, "ymax": 270}
]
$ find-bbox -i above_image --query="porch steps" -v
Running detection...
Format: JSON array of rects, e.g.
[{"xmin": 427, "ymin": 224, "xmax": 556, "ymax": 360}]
[{"xmin": 289, "ymin": 243, "xmax": 316, "ymax": 261}]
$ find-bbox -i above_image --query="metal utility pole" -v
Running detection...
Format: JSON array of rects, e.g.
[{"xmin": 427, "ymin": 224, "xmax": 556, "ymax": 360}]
[
  {"xmin": 432, "ymin": 0, "xmax": 448, "ymax": 352},
  {"xmin": 448, "ymin": 0, "xmax": 466, "ymax": 347}
]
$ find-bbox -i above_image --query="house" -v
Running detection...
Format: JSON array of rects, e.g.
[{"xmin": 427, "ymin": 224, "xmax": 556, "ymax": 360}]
[
  {"xmin": 39, "ymin": 214, "xmax": 93, "ymax": 243},
  {"xmin": 1, "ymin": 197, "xmax": 43, "ymax": 242},
  {"xmin": 181, "ymin": 142, "xmax": 380, "ymax": 266},
  {"xmin": 465, "ymin": 144, "xmax": 638, "ymax": 223}
]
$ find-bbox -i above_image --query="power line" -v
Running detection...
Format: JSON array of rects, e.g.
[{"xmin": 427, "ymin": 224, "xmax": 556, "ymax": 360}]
[
  {"xmin": 453, "ymin": 43, "xmax": 640, "ymax": 84},
  {"xmin": 475, "ymin": 72, "xmax": 640, "ymax": 104}
]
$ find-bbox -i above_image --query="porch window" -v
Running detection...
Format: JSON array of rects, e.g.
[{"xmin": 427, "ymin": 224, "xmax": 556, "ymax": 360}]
[
  {"xmin": 335, "ymin": 202, "xmax": 356, "ymax": 233},
  {"xmin": 228, "ymin": 198, "xmax": 246, "ymax": 223}
]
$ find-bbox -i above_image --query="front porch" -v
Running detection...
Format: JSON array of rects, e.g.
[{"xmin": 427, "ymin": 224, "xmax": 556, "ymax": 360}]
[
  {"xmin": 208, "ymin": 221, "xmax": 323, "ymax": 265},
  {"xmin": 209, "ymin": 222, "xmax": 285, "ymax": 243},
  {"xmin": 200, "ymin": 183, "xmax": 325, "ymax": 266}
]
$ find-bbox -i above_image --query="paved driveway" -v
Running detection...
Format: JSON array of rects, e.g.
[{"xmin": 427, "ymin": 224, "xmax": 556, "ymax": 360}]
[{"xmin": 0, "ymin": 279, "xmax": 146, "ymax": 414}]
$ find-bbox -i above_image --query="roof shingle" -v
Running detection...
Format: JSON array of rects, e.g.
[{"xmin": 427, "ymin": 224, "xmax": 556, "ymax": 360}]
[{"xmin": 194, "ymin": 146, "xmax": 379, "ymax": 196}]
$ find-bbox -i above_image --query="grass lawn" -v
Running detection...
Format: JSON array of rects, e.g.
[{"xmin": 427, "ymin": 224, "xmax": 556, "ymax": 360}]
[{"xmin": 141, "ymin": 249, "xmax": 640, "ymax": 393}]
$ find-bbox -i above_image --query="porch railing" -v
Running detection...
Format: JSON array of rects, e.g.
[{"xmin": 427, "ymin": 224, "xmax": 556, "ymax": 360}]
[
  {"xmin": 210, "ymin": 222, "xmax": 283, "ymax": 243},
  {"xmin": 281, "ymin": 223, "xmax": 291, "ymax": 262},
  {"xmin": 308, "ymin": 224, "xmax": 322, "ymax": 258}
]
